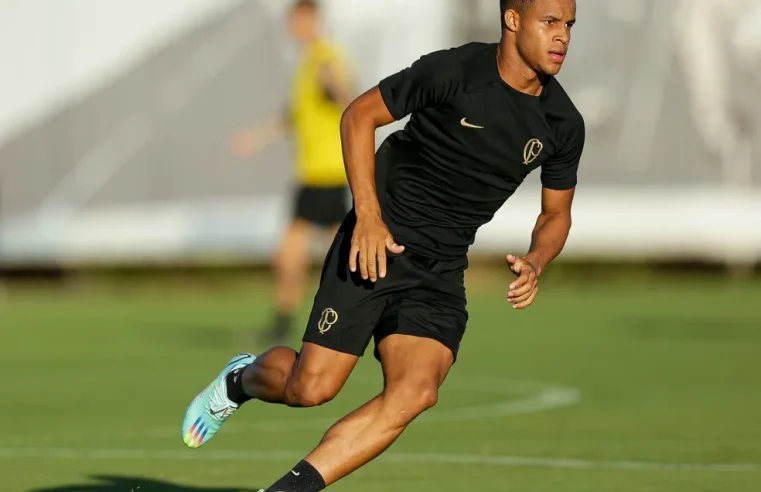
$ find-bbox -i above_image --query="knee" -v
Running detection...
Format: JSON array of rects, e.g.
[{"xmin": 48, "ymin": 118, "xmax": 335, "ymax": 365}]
[
  {"xmin": 284, "ymin": 371, "xmax": 341, "ymax": 408},
  {"xmin": 274, "ymin": 244, "xmax": 308, "ymax": 277},
  {"xmin": 384, "ymin": 381, "xmax": 439, "ymax": 427}
]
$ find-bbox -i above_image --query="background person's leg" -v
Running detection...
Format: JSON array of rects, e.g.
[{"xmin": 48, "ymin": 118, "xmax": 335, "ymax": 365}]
[
  {"xmin": 262, "ymin": 185, "xmax": 351, "ymax": 345},
  {"xmin": 264, "ymin": 218, "xmax": 313, "ymax": 343}
]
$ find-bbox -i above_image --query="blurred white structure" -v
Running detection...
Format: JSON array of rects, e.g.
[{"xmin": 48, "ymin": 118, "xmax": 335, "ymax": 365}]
[
  {"xmin": 0, "ymin": 0, "xmax": 240, "ymax": 147},
  {"xmin": 0, "ymin": 0, "xmax": 760, "ymax": 266}
]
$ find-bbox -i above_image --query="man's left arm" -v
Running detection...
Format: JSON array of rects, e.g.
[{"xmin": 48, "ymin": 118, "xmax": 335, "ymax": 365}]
[
  {"xmin": 507, "ymin": 115, "xmax": 585, "ymax": 309},
  {"xmin": 523, "ymin": 187, "xmax": 575, "ymax": 274}
]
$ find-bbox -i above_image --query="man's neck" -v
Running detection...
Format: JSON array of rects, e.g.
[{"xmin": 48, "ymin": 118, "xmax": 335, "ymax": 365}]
[{"xmin": 496, "ymin": 38, "xmax": 543, "ymax": 96}]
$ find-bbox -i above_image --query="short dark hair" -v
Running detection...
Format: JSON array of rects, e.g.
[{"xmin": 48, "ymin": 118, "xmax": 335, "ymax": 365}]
[
  {"xmin": 292, "ymin": 0, "xmax": 319, "ymax": 13},
  {"xmin": 500, "ymin": 0, "xmax": 533, "ymax": 29}
]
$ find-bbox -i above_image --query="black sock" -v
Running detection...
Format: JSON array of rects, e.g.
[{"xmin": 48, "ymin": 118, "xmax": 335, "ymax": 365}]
[
  {"xmin": 225, "ymin": 366, "xmax": 252, "ymax": 405},
  {"xmin": 270, "ymin": 312, "xmax": 293, "ymax": 338},
  {"xmin": 265, "ymin": 460, "xmax": 326, "ymax": 492}
]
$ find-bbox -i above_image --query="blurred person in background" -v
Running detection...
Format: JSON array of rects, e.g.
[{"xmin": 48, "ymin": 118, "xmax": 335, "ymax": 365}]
[{"xmin": 231, "ymin": 0, "xmax": 355, "ymax": 345}]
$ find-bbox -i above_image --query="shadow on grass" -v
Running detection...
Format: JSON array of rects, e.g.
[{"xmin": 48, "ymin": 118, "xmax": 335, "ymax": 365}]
[{"xmin": 28, "ymin": 475, "xmax": 262, "ymax": 492}]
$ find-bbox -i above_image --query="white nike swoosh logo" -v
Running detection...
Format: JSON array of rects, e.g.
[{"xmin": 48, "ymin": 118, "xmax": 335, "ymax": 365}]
[
  {"xmin": 460, "ymin": 118, "xmax": 484, "ymax": 129},
  {"xmin": 291, "ymin": 470, "xmax": 300, "ymax": 476}
]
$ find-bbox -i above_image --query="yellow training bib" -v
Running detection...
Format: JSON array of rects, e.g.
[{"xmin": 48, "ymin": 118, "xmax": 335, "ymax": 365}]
[{"xmin": 290, "ymin": 39, "xmax": 351, "ymax": 187}]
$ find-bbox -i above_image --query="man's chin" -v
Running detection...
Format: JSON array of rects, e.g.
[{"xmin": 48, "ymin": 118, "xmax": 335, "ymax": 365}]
[{"xmin": 541, "ymin": 64, "xmax": 563, "ymax": 77}]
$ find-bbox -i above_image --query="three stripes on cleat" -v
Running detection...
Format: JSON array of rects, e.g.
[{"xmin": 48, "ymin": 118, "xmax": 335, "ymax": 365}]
[{"xmin": 184, "ymin": 416, "xmax": 209, "ymax": 448}]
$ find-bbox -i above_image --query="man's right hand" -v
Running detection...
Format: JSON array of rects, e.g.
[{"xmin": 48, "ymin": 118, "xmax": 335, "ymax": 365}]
[
  {"xmin": 229, "ymin": 117, "xmax": 288, "ymax": 159},
  {"xmin": 229, "ymin": 130, "xmax": 260, "ymax": 158},
  {"xmin": 349, "ymin": 213, "xmax": 404, "ymax": 282}
]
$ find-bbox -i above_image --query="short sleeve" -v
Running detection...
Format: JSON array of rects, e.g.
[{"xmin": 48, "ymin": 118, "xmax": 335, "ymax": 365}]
[
  {"xmin": 541, "ymin": 116, "xmax": 585, "ymax": 190},
  {"xmin": 378, "ymin": 49, "xmax": 461, "ymax": 121}
]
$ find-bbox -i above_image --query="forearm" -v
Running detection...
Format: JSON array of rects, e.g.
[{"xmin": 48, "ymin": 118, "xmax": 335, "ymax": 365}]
[
  {"xmin": 340, "ymin": 105, "xmax": 381, "ymax": 218},
  {"xmin": 237, "ymin": 115, "xmax": 288, "ymax": 154},
  {"xmin": 523, "ymin": 212, "xmax": 572, "ymax": 275},
  {"xmin": 262, "ymin": 115, "xmax": 289, "ymax": 143}
]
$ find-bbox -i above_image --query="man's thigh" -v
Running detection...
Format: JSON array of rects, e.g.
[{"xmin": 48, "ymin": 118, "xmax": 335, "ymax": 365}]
[
  {"xmin": 373, "ymin": 272, "xmax": 468, "ymax": 363},
  {"xmin": 373, "ymin": 294, "xmax": 468, "ymax": 364},
  {"xmin": 372, "ymin": 252, "xmax": 469, "ymax": 363},
  {"xmin": 376, "ymin": 334, "xmax": 454, "ymax": 388}
]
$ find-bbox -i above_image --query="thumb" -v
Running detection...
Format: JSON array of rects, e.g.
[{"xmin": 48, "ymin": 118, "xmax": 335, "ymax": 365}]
[
  {"xmin": 506, "ymin": 254, "xmax": 518, "ymax": 265},
  {"xmin": 386, "ymin": 236, "xmax": 405, "ymax": 254}
]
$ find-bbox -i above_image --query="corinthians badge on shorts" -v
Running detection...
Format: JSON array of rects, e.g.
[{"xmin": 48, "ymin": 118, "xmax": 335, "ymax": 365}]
[
  {"xmin": 523, "ymin": 138, "xmax": 543, "ymax": 165},
  {"xmin": 318, "ymin": 308, "xmax": 339, "ymax": 335}
]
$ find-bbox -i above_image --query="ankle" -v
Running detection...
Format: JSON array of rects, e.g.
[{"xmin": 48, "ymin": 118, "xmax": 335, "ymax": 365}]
[
  {"xmin": 264, "ymin": 459, "xmax": 326, "ymax": 492},
  {"xmin": 267, "ymin": 311, "xmax": 294, "ymax": 338},
  {"xmin": 226, "ymin": 365, "xmax": 253, "ymax": 405}
]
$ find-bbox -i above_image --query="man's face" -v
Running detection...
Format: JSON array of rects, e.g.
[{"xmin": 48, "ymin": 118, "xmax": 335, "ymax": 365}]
[
  {"xmin": 512, "ymin": 0, "xmax": 576, "ymax": 76},
  {"xmin": 288, "ymin": 6, "xmax": 319, "ymax": 45}
]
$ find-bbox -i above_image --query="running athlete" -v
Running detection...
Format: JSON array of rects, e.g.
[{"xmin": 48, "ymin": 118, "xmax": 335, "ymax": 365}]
[
  {"xmin": 231, "ymin": 0, "xmax": 355, "ymax": 345},
  {"xmin": 185, "ymin": 1, "xmax": 584, "ymax": 491}
]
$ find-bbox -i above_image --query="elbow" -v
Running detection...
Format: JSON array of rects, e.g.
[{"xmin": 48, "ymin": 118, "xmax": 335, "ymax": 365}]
[
  {"xmin": 341, "ymin": 99, "xmax": 375, "ymax": 138},
  {"xmin": 340, "ymin": 100, "xmax": 360, "ymax": 136},
  {"xmin": 341, "ymin": 86, "xmax": 395, "ymax": 136},
  {"xmin": 340, "ymin": 103, "xmax": 354, "ymax": 134}
]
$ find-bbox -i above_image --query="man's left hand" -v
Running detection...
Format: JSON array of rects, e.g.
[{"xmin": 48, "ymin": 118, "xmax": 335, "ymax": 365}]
[{"xmin": 506, "ymin": 255, "xmax": 540, "ymax": 309}]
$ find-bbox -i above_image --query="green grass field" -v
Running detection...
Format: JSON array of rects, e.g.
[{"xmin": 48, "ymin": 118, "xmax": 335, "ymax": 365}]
[{"xmin": 2, "ymin": 270, "xmax": 761, "ymax": 491}]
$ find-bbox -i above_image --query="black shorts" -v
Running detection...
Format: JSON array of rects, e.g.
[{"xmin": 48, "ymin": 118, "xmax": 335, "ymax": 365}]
[
  {"xmin": 292, "ymin": 185, "xmax": 350, "ymax": 228},
  {"xmin": 302, "ymin": 210, "xmax": 469, "ymax": 361}
]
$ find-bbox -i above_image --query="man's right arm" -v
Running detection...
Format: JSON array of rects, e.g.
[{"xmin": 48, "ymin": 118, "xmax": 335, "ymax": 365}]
[
  {"xmin": 340, "ymin": 48, "xmax": 462, "ymax": 281},
  {"xmin": 340, "ymin": 87, "xmax": 400, "ymax": 281},
  {"xmin": 340, "ymin": 87, "xmax": 395, "ymax": 222},
  {"xmin": 230, "ymin": 114, "xmax": 289, "ymax": 158}
]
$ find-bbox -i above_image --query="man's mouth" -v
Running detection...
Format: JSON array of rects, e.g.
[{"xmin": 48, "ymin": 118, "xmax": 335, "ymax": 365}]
[{"xmin": 549, "ymin": 51, "xmax": 566, "ymax": 63}]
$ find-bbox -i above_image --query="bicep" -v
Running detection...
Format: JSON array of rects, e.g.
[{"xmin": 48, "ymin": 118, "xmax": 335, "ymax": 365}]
[
  {"xmin": 343, "ymin": 86, "xmax": 396, "ymax": 129},
  {"xmin": 540, "ymin": 187, "xmax": 575, "ymax": 215},
  {"xmin": 377, "ymin": 49, "xmax": 459, "ymax": 121}
]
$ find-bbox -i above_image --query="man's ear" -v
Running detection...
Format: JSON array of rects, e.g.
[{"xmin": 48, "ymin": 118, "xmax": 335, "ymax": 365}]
[{"xmin": 504, "ymin": 9, "xmax": 520, "ymax": 32}]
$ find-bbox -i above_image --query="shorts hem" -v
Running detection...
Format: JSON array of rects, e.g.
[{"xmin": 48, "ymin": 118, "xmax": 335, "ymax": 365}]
[{"xmin": 301, "ymin": 333, "xmax": 367, "ymax": 358}]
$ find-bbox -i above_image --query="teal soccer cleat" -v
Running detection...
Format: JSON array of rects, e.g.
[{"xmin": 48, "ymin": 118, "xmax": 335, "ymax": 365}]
[{"xmin": 181, "ymin": 353, "xmax": 255, "ymax": 448}]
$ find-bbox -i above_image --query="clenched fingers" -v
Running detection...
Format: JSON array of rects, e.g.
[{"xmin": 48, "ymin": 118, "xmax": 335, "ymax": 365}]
[
  {"xmin": 508, "ymin": 272, "xmax": 536, "ymax": 300},
  {"xmin": 508, "ymin": 284, "xmax": 536, "ymax": 305},
  {"xmin": 512, "ymin": 287, "xmax": 539, "ymax": 310}
]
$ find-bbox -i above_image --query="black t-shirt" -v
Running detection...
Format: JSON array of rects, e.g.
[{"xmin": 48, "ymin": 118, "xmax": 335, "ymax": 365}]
[{"xmin": 375, "ymin": 42, "xmax": 585, "ymax": 260}]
